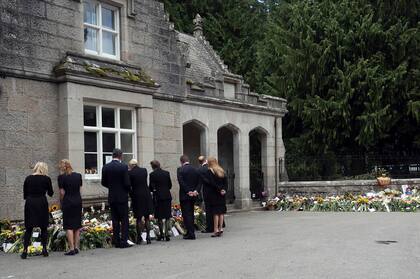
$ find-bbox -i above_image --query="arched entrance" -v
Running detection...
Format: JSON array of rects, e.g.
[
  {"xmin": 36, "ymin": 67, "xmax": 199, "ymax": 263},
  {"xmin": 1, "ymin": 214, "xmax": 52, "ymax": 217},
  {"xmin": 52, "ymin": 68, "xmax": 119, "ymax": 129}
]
[
  {"xmin": 182, "ymin": 120, "xmax": 207, "ymax": 166},
  {"xmin": 249, "ymin": 128, "xmax": 268, "ymax": 200},
  {"xmin": 217, "ymin": 124, "xmax": 239, "ymax": 204}
]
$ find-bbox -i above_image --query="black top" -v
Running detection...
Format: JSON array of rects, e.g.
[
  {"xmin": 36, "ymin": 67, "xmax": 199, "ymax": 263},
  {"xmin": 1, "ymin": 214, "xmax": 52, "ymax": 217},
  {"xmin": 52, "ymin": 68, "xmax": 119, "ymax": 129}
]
[
  {"xmin": 203, "ymin": 170, "xmax": 227, "ymax": 206},
  {"xmin": 129, "ymin": 166, "xmax": 148, "ymax": 197},
  {"xmin": 24, "ymin": 175, "xmax": 54, "ymax": 199},
  {"xmin": 101, "ymin": 160, "xmax": 131, "ymax": 204},
  {"xmin": 149, "ymin": 168, "xmax": 172, "ymax": 201},
  {"xmin": 58, "ymin": 172, "xmax": 82, "ymax": 197},
  {"xmin": 177, "ymin": 163, "xmax": 200, "ymax": 201}
]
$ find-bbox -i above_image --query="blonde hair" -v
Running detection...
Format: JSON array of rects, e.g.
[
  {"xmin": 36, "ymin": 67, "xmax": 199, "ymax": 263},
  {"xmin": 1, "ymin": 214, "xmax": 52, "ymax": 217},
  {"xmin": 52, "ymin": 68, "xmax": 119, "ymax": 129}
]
[
  {"xmin": 33, "ymin": 162, "xmax": 49, "ymax": 176},
  {"xmin": 128, "ymin": 159, "xmax": 138, "ymax": 168},
  {"xmin": 207, "ymin": 157, "xmax": 225, "ymax": 178},
  {"xmin": 59, "ymin": 159, "xmax": 73, "ymax": 175}
]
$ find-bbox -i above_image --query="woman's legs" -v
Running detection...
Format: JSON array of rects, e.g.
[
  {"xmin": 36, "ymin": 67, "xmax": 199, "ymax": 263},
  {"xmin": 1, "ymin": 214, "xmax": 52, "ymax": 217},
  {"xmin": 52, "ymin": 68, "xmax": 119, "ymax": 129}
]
[
  {"xmin": 219, "ymin": 214, "xmax": 224, "ymax": 234},
  {"xmin": 213, "ymin": 215, "xmax": 219, "ymax": 234},
  {"xmin": 144, "ymin": 216, "xmax": 151, "ymax": 244},
  {"xmin": 40, "ymin": 227, "xmax": 49, "ymax": 256},
  {"xmin": 23, "ymin": 227, "xmax": 33, "ymax": 252},
  {"xmin": 66, "ymin": 230, "xmax": 74, "ymax": 250},
  {"xmin": 136, "ymin": 218, "xmax": 143, "ymax": 244},
  {"xmin": 74, "ymin": 229, "xmax": 80, "ymax": 251},
  {"xmin": 165, "ymin": 219, "xmax": 171, "ymax": 239}
]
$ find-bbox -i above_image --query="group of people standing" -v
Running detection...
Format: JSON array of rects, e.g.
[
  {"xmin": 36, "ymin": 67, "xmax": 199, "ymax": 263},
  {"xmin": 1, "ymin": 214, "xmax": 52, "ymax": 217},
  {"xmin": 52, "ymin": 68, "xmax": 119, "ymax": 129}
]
[{"xmin": 20, "ymin": 148, "xmax": 228, "ymax": 259}]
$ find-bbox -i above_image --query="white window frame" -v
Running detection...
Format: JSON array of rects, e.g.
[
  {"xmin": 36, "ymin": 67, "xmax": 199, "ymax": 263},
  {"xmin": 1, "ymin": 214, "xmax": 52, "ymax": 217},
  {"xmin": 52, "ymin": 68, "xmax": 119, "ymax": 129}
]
[
  {"xmin": 83, "ymin": 104, "xmax": 137, "ymax": 179},
  {"xmin": 83, "ymin": 0, "xmax": 120, "ymax": 60}
]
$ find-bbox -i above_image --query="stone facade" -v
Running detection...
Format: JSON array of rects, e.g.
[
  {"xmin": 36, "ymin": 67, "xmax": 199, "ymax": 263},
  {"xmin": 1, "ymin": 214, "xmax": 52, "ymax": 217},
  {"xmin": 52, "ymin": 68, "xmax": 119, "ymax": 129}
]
[{"xmin": 0, "ymin": 0, "xmax": 286, "ymax": 220}]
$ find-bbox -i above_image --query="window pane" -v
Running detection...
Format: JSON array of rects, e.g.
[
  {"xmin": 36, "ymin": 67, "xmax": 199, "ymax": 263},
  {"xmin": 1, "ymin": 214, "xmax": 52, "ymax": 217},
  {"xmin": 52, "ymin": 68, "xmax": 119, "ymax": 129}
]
[
  {"xmin": 102, "ymin": 132, "xmax": 115, "ymax": 152},
  {"xmin": 102, "ymin": 107, "xmax": 115, "ymax": 128},
  {"xmin": 120, "ymin": 110, "xmax": 132, "ymax": 129},
  {"xmin": 101, "ymin": 7, "xmax": 115, "ymax": 29},
  {"xmin": 84, "ymin": 27, "xmax": 97, "ymax": 52},
  {"xmin": 85, "ymin": 154, "xmax": 98, "ymax": 174},
  {"xmin": 121, "ymin": 133, "xmax": 133, "ymax": 153},
  {"xmin": 102, "ymin": 31, "xmax": 116, "ymax": 55},
  {"xmin": 84, "ymin": 105, "xmax": 97, "ymax": 126},
  {"xmin": 84, "ymin": 1, "xmax": 97, "ymax": 25},
  {"xmin": 84, "ymin": 132, "xmax": 97, "ymax": 152},
  {"xmin": 122, "ymin": 154, "xmax": 133, "ymax": 164},
  {"xmin": 103, "ymin": 153, "xmax": 113, "ymax": 165}
]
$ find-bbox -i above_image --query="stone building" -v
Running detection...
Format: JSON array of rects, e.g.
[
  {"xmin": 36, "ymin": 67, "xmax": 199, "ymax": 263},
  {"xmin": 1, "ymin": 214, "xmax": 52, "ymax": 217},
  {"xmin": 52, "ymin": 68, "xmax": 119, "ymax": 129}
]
[{"xmin": 0, "ymin": 0, "xmax": 287, "ymax": 220}]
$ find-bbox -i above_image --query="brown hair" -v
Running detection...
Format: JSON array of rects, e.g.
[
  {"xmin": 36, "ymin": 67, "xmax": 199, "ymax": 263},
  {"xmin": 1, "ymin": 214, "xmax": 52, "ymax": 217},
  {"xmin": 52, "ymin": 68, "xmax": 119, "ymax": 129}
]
[
  {"xmin": 207, "ymin": 157, "xmax": 225, "ymax": 178},
  {"xmin": 150, "ymin": 160, "xmax": 161, "ymax": 169},
  {"xmin": 59, "ymin": 159, "xmax": 73, "ymax": 175}
]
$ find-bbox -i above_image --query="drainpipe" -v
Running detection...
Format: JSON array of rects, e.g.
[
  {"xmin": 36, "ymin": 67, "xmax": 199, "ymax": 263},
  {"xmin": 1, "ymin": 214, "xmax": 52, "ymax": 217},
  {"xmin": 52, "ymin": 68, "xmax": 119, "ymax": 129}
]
[{"xmin": 274, "ymin": 117, "xmax": 278, "ymax": 195}]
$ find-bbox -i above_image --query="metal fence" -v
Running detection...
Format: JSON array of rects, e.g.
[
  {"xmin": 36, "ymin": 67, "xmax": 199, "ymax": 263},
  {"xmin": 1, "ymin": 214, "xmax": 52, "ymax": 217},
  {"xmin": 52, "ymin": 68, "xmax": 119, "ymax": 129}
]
[{"xmin": 281, "ymin": 154, "xmax": 420, "ymax": 181}]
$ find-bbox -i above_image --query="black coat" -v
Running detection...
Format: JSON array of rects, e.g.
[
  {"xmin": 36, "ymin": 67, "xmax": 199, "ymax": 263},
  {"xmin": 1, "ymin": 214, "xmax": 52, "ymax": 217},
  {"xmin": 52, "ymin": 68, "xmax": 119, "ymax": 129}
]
[
  {"xmin": 198, "ymin": 164, "xmax": 210, "ymax": 201},
  {"xmin": 177, "ymin": 163, "xmax": 200, "ymax": 201},
  {"xmin": 203, "ymin": 170, "xmax": 227, "ymax": 207},
  {"xmin": 149, "ymin": 168, "xmax": 172, "ymax": 201},
  {"xmin": 129, "ymin": 166, "xmax": 153, "ymax": 218},
  {"xmin": 101, "ymin": 160, "xmax": 131, "ymax": 204}
]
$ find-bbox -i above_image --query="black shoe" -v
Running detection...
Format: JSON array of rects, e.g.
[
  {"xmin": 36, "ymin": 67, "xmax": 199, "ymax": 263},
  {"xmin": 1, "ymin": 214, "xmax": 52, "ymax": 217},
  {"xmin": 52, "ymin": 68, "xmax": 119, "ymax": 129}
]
[
  {"xmin": 146, "ymin": 238, "xmax": 151, "ymax": 245},
  {"xmin": 74, "ymin": 248, "xmax": 79, "ymax": 254},
  {"xmin": 165, "ymin": 236, "xmax": 170, "ymax": 242},
  {"xmin": 120, "ymin": 244, "xmax": 132, "ymax": 249},
  {"xmin": 64, "ymin": 250, "xmax": 76, "ymax": 256},
  {"xmin": 20, "ymin": 252, "xmax": 27, "ymax": 259},
  {"xmin": 156, "ymin": 235, "xmax": 163, "ymax": 241},
  {"xmin": 183, "ymin": 235, "xmax": 196, "ymax": 240},
  {"xmin": 42, "ymin": 249, "xmax": 49, "ymax": 257}
]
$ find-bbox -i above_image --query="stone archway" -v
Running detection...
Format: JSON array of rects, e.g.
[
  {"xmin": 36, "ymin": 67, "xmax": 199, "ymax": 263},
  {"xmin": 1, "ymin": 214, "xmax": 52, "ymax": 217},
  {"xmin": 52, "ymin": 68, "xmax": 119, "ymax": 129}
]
[
  {"xmin": 249, "ymin": 127, "xmax": 268, "ymax": 200},
  {"xmin": 182, "ymin": 120, "xmax": 207, "ymax": 166},
  {"xmin": 217, "ymin": 124, "xmax": 240, "ymax": 204}
]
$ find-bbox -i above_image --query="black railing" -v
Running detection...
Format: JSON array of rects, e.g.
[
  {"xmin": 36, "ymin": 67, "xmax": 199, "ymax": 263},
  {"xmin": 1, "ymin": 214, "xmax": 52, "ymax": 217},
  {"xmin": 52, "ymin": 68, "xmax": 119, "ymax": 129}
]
[{"xmin": 282, "ymin": 154, "xmax": 420, "ymax": 181}]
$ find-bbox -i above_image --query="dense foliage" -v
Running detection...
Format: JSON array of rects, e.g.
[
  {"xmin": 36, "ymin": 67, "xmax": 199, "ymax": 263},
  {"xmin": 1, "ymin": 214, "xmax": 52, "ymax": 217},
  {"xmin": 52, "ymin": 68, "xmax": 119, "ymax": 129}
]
[{"xmin": 162, "ymin": 0, "xmax": 420, "ymax": 180}]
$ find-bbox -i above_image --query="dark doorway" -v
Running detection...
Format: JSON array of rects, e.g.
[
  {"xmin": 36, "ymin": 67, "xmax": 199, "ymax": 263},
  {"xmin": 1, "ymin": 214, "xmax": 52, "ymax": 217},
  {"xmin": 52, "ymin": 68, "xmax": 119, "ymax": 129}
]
[
  {"xmin": 217, "ymin": 126, "xmax": 236, "ymax": 203},
  {"xmin": 183, "ymin": 121, "xmax": 206, "ymax": 166},
  {"xmin": 249, "ymin": 129, "xmax": 266, "ymax": 200}
]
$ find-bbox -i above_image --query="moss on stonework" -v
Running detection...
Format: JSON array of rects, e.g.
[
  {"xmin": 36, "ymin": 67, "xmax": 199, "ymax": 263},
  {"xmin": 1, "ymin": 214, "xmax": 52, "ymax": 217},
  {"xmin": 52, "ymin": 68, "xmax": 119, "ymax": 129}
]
[{"xmin": 82, "ymin": 64, "xmax": 155, "ymax": 85}]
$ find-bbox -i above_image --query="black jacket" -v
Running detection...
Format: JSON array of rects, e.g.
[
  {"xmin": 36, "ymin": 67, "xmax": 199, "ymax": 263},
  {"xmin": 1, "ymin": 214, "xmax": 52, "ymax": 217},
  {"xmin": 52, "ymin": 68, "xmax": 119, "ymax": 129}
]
[
  {"xmin": 203, "ymin": 169, "xmax": 227, "ymax": 206},
  {"xmin": 177, "ymin": 163, "xmax": 200, "ymax": 201},
  {"xmin": 101, "ymin": 160, "xmax": 131, "ymax": 204},
  {"xmin": 198, "ymin": 163, "xmax": 210, "ymax": 201},
  {"xmin": 128, "ymin": 166, "xmax": 150, "ymax": 198},
  {"xmin": 149, "ymin": 168, "xmax": 172, "ymax": 201}
]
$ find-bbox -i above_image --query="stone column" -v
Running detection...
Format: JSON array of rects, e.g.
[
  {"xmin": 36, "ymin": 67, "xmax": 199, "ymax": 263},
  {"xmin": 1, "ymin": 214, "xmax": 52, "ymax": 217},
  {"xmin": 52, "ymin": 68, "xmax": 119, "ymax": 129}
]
[
  {"xmin": 234, "ymin": 130, "xmax": 251, "ymax": 209},
  {"xmin": 275, "ymin": 117, "xmax": 286, "ymax": 188},
  {"xmin": 137, "ymin": 106, "xmax": 155, "ymax": 173}
]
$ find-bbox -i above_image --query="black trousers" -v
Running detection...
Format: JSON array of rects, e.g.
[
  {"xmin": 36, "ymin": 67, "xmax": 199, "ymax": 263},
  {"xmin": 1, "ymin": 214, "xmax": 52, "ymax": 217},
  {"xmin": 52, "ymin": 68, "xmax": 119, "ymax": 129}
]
[
  {"xmin": 204, "ymin": 203, "xmax": 214, "ymax": 232},
  {"xmin": 180, "ymin": 200, "xmax": 195, "ymax": 237},
  {"xmin": 23, "ymin": 227, "xmax": 48, "ymax": 250},
  {"xmin": 110, "ymin": 202, "xmax": 129, "ymax": 246}
]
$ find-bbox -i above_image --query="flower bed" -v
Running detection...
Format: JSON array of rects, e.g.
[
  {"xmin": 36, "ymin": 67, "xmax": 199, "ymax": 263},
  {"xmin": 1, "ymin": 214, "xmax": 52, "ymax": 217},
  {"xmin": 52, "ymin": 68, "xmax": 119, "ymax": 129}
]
[
  {"xmin": 0, "ymin": 204, "xmax": 206, "ymax": 256},
  {"xmin": 263, "ymin": 186, "xmax": 420, "ymax": 212}
]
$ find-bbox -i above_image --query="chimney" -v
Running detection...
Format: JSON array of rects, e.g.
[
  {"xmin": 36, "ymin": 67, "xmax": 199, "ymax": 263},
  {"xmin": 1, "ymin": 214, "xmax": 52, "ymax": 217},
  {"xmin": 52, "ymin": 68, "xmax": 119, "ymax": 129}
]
[{"xmin": 193, "ymin": 14, "xmax": 203, "ymax": 38}]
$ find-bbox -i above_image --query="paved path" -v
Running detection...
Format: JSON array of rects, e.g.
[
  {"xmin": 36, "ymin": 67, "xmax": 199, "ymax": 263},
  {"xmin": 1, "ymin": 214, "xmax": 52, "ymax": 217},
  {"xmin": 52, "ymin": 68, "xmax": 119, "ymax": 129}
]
[{"xmin": 1, "ymin": 211, "xmax": 419, "ymax": 279}]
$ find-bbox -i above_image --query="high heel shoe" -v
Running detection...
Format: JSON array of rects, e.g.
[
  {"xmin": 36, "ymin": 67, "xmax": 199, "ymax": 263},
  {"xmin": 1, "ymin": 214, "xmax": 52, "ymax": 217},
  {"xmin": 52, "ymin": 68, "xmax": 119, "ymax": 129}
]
[
  {"xmin": 20, "ymin": 252, "xmax": 27, "ymax": 259},
  {"xmin": 64, "ymin": 250, "xmax": 76, "ymax": 256},
  {"xmin": 211, "ymin": 232, "xmax": 220, "ymax": 237},
  {"xmin": 165, "ymin": 236, "xmax": 170, "ymax": 242}
]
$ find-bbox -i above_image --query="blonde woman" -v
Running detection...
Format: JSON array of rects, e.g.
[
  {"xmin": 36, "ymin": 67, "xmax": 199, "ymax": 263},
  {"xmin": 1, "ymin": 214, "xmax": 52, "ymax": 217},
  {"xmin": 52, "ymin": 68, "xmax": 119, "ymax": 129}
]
[
  {"xmin": 58, "ymin": 159, "xmax": 82, "ymax": 255},
  {"xmin": 21, "ymin": 162, "xmax": 54, "ymax": 259},
  {"xmin": 205, "ymin": 157, "xmax": 227, "ymax": 237}
]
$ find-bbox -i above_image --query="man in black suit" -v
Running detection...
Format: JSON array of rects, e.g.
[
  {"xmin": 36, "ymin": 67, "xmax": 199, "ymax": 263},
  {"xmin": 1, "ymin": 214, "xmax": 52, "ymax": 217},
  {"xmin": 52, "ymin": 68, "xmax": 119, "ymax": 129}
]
[
  {"xmin": 177, "ymin": 155, "xmax": 199, "ymax": 240},
  {"xmin": 149, "ymin": 160, "xmax": 172, "ymax": 241},
  {"xmin": 197, "ymin": 155, "xmax": 213, "ymax": 233},
  {"xmin": 101, "ymin": 148, "xmax": 131, "ymax": 248}
]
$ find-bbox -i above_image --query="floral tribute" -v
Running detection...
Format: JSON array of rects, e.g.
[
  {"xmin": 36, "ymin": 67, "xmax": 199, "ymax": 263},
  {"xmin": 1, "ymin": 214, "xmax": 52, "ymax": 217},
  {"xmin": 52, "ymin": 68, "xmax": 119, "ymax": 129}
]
[
  {"xmin": 263, "ymin": 185, "xmax": 420, "ymax": 212},
  {"xmin": 0, "ymin": 203, "xmax": 206, "ymax": 256}
]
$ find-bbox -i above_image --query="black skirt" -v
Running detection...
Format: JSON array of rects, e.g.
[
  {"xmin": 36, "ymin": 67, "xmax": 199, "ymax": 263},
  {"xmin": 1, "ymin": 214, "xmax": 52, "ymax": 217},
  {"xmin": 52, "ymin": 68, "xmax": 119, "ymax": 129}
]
[
  {"xmin": 24, "ymin": 196, "xmax": 49, "ymax": 228},
  {"xmin": 62, "ymin": 195, "xmax": 82, "ymax": 230},
  {"xmin": 210, "ymin": 204, "xmax": 227, "ymax": 215},
  {"xmin": 132, "ymin": 194, "xmax": 153, "ymax": 219},
  {"xmin": 154, "ymin": 200, "xmax": 172, "ymax": 219}
]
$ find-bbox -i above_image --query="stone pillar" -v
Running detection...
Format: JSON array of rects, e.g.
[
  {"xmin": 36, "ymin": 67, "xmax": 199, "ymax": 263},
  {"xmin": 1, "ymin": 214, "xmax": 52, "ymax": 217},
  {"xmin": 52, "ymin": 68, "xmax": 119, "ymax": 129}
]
[
  {"xmin": 137, "ymin": 106, "xmax": 155, "ymax": 173},
  {"xmin": 275, "ymin": 117, "xmax": 287, "ymax": 188},
  {"xmin": 234, "ymin": 130, "xmax": 251, "ymax": 209}
]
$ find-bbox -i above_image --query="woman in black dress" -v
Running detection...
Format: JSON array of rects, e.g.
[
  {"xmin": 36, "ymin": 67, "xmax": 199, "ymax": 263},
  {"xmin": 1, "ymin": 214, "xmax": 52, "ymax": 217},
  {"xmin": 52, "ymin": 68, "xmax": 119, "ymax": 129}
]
[
  {"xmin": 128, "ymin": 159, "xmax": 154, "ymax": 244},
  {"xmin": 149, "ymin": 160, "xmax": 172, "ymax": 241},
  {"xmin": 58, "ymin": 159, "xmax": 82, "ymax": 255},
  {"xmin": 206, "ymin": 157, "xmax": 227, "ymax": 237},
  {"xmin": 21, "ymin": 162, "xmax": 54, "ymax": 259}
]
